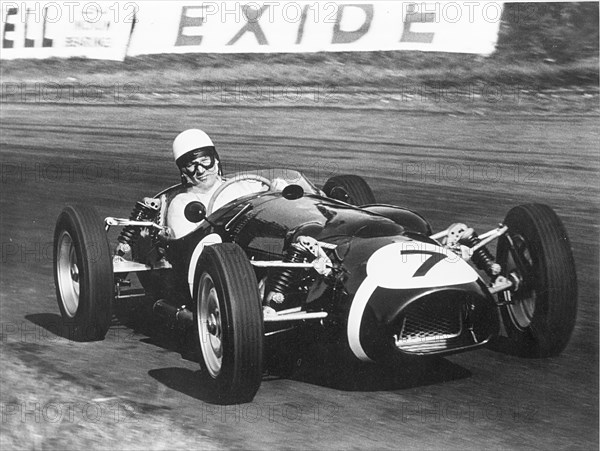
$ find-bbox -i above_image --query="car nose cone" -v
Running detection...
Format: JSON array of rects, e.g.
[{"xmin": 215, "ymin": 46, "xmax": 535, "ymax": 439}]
[{"xmin": 366, "ymin": 241, "xmax": 478, "ymax": 289}]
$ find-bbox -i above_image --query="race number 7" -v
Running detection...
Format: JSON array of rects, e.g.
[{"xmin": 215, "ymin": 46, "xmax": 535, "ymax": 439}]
[{"xmin": 400, "ymin": 250, "xmax": 447, "ymax": 277}]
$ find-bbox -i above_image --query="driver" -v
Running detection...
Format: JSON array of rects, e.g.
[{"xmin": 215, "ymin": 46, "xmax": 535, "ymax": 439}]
[
  {"xmin": 167, "ymin": 129, "xmax": 223, "ymax": 238},
  {"xmin": 167, "ymin": 128, "xmax": 260, "ymax": 238}
]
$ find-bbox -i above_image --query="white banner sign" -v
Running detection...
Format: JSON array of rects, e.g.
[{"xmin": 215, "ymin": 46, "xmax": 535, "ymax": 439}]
[
  {"xmin": 128, "ymin": 1, "xmax": 503, "ymax": 56},
  {"xmin": 0, "ymin": 1, "xmax": 134, "ymax": 60}
]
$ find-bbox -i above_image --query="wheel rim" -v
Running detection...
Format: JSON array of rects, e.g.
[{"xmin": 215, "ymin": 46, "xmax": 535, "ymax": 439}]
[
  {"xmin": 57, "ymin": 231, "xmax": 80, "ymax": 318},
  {"xmin": 503, "ymin": 234, "xmax": 536, "ymax": 329},
  {"xmin": 330, "ymin": 186, "xmax": 351, "ymax": 203},
  {"xmin": 198, "ymin": 273, "xmax": 223, "ymax": 378}
]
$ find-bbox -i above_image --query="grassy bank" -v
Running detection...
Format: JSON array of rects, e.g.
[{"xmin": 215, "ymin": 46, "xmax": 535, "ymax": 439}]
[
  {"xmin": 0, "ymin": 2, "xmax": 597, "ymax": 113},
  {"xmin": 2, "ymin": 52, "xmax": 598, "ymax": 90}
]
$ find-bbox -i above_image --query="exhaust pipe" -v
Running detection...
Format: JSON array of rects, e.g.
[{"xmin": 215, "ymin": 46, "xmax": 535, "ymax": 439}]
[{"xmin": 153, "ymin": 299, "xmax": 194, "ymax": 328}]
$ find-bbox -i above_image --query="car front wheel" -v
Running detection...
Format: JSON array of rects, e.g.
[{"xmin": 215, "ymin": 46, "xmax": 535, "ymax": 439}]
[
  {"xmin": 194, "ymin": 243, "xmax": 263, "ymax": 404},
  {"xmin": 495, "ymin": 203, "xmax": 577, "ymax": 357}
]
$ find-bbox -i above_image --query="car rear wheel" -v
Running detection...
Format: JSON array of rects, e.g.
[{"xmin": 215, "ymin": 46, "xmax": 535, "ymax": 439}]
[
  {"xmin": 194, "ymin": 243, "xmax": 263, "ymax": 404},
  {"xmin": 54, "ymin": 205, "xmax": 113, "ymax": 341},
  {"xmin": 322, "ymin": 175, "xmax": 376, "ymax": 206},
  {"xmin": 495, "ymin": 204, "xmax": 577, "ymax": 357}
]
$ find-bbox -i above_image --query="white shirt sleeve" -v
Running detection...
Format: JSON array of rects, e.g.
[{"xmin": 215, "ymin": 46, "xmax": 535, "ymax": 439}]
[
  {"xmin": 166, "ymin": 180, "xmax": 267, "ymax": 239},
  {"xmin": 166, "ymin": 192, "xmax": 208, "ymax": 239}
]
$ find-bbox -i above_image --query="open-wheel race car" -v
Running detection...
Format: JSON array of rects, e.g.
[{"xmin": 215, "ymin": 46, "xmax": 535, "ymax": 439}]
[{"xmin": 53, "ymin": 169, "xmax": 577, "ymax": 404}]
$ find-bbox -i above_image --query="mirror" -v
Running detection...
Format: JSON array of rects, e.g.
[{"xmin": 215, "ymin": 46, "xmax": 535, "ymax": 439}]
[
  {"xmin": 184, "ymin": 201, "xmax": 207, "ymax": 223},
  {"xmin": 282, "ymin": 184, "xmax": 304, "ymax": 200}
]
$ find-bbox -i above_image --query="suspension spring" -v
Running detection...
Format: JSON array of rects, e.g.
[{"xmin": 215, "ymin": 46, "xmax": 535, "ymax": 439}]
[
  {"xmin": 116, "ymin": 201, "xmax": 157, "ymax": 255},
  {"xmin": 459, "ymin": 228, "xmax": 501, "ymax": 279},
  {"xmin": 266, "ymin": 244, "xmax": 310, "ymax": 303}
]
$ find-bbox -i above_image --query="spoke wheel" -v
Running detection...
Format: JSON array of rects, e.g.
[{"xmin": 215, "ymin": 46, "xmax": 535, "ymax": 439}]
[
  {"xmin": 54, "ymin": 205, "xmax": 113, "ymax": 341},
  {"xmin": 495, "ymin": 204, "xmax": 577, "ymax": 357},
  {"xmin": 194, "ymin": 243, "xmax": 263, "ymax": 404},
  {"xmin": 56, "ymin": 231, "xmax": 80, "ymax": 318},
  {"xmin": 502, "ymin": 234, "xmax": 536, "ymax": 329},
  {"xmin": 198, "ymin": 273, "xmax": 223, "ymax": 377}
]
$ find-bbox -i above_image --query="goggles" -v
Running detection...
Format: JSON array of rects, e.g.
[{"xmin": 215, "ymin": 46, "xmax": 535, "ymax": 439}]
[{"xmin": 183, "ymin": 154, "xmax": 216, "ymax": 174}]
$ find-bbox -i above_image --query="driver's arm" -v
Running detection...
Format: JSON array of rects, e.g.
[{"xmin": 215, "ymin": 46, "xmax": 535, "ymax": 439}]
[{"xmin": 166, "ymin": 194, "xmax": 197, "ymax": 239}]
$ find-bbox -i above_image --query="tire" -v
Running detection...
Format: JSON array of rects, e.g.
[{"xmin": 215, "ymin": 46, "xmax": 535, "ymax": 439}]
[
  {"xmin": 54, "ymin": 205, "xmax": 113, "ymax": 341},
  {"xmin": 322, "ymin": 175, "xmax": 376, "ymax": 206},
  {"xmin": 194, "ymin": 243, "xmax": 263, "ymax": 404},
  {"xmin": 495, "ymin": 204, "xmax": 577, "ymax": 357}
]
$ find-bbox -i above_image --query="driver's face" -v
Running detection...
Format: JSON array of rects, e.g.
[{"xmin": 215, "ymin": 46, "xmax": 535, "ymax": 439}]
[{"xmin": 183, "ymin": 155, "xmax": 220, "ymax": 190}]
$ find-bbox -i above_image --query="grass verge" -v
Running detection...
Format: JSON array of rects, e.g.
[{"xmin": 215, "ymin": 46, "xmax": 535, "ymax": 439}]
[{"xmin": 2, "ymin": 52, "xmax": 598, "ymax": 89}]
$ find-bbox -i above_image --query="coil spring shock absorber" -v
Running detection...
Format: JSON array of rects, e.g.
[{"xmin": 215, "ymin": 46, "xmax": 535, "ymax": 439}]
[
  {"xmin": 459, "ymin": 228, "xmax": 501, "ymax": 279},
  {"xmin": 265, "ymin": 243, "xmax": 310, "ymax": 304},
  {"xmin": 115, "ymin": 201, "xmax": 157, "ymax": 256}
]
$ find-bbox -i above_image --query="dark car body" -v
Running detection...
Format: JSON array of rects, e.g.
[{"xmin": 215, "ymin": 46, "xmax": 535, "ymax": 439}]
[
  {"xmin": 54, "ymin": 167, "xmax": 577, "ymax": 403},
  {"xmin": 143, "ymin": 169, "xmax": 498, "ymax": 363}
]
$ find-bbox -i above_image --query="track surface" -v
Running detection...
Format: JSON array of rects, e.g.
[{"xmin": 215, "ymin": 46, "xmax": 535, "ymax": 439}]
[{"xmin": 1, "ymin": 103, "xmax": 598, "ymax": 449}]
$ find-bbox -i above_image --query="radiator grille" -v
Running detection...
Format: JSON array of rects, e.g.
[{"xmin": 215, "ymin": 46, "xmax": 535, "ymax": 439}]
[{"xmin": 394, "ymin": 297, "xmax": 466, "ymax": 353}]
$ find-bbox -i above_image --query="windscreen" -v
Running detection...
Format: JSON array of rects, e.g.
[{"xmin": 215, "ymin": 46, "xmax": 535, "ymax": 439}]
[{"xmin": 225, "ymin": 169, "xmax": 321, "ymax": 195}]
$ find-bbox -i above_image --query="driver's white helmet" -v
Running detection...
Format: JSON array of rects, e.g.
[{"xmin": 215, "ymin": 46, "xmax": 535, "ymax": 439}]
[
  {"xmin": 173, "ymin": 129, "xmax": 215, "ymax": 166},
  {"xmin": 172, "ymin": 129, "xmax": 222, "ymax": 178}
]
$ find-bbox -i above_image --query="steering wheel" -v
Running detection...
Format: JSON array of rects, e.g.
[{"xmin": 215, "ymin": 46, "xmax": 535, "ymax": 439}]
[{"xmin": 206, "ymin": 174, "xmax": 273, "ymax": 215}]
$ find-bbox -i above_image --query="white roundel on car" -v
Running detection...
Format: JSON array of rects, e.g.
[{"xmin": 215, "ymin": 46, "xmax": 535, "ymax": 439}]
[{"xmin": 366, "ymin": 241, "xmax": 478, "ymax": 289}]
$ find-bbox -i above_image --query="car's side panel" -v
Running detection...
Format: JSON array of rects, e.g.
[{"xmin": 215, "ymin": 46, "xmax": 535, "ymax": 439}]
[
  {"xmin": 362, "ymin": 204, "xmax": 433, "ymax": 236},
  {"xmin": 229, "ymin": 194, "xmax": 405, "ymax": 254},
  {"xmin": 186, "ymin": 233, "xmax": 222, "ymax": 297}
]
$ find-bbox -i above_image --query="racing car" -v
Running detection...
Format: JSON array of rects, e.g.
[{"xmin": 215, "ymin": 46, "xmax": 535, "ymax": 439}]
[{"xmin": 53, "ymin": 169, "xmax": 577, "ymax": 404}]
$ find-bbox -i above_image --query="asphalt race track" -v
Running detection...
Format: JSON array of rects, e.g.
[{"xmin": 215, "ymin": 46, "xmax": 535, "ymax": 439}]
[{"xmin": 1, "ymin": 102, "xmax": 598, "ymax": 449}]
